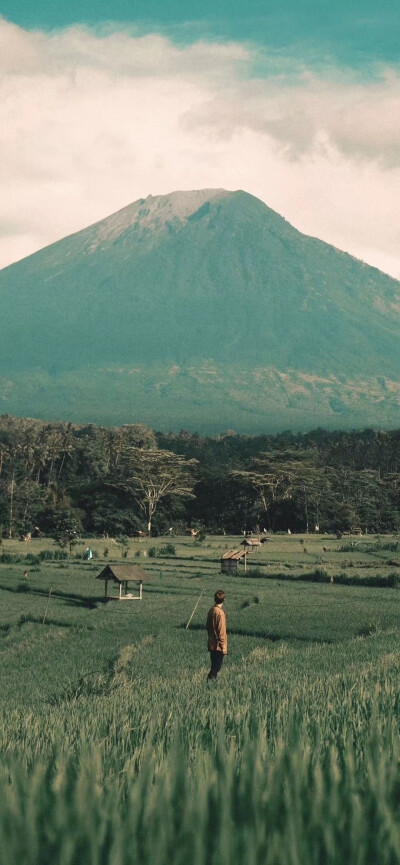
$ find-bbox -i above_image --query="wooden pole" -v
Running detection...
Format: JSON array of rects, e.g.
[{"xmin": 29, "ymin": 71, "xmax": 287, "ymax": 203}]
[
  {"xmin": 43, "ymin": 586, "xmax": 52, "ymax": 624},
  {"xmin": 185, "ymin": 589, "xmax": 204, "ymax": 630}
]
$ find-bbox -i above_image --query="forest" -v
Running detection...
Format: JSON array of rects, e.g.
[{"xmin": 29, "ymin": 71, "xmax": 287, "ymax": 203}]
[{"xmin": 0, "ymin": 414, "xmax": 400, "ymax": 540}]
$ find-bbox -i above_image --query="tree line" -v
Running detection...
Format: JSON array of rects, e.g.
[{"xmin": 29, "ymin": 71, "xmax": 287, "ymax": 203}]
[{"xmin": 0, "ymin": 414, "xmax": 399, "ymax": 539}]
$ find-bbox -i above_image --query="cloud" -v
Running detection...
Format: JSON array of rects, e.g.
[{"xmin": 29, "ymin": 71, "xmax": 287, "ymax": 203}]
[
  {"xmin": 0, "ymin": 17, "xmax": 399, "ymax": 279},
  {"xmin": 182, "ymin": 66, "xmax": 400, "ymax": 165}
]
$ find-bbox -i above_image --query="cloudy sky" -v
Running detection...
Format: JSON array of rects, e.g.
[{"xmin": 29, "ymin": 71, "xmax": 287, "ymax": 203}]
[{"xmin": 1, "ymin": 0, "xmax": 399, "ymax": 277}]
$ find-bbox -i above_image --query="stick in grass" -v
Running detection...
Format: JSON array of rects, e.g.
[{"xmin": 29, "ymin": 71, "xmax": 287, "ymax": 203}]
[
  {"xmin": 43, "ymin": 586, "xmax": 53, "ymax": 624},
  {"xmin": 185, "ymin": 588, "xmax": 204, "ymax": 629}
]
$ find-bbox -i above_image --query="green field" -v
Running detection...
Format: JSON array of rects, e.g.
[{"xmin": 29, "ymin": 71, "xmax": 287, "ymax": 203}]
[{"xmin": 1, "ymin": 533, "xmax": 400, "ymax": 864}]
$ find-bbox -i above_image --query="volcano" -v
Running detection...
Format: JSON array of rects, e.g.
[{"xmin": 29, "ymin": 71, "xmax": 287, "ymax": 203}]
[{"xmin": 0, "ymin": 188, "xmax": 399, "ymax": 432}]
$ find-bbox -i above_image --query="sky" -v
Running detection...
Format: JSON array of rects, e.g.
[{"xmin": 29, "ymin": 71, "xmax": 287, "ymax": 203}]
[{"xmin": 1, "ymin": 1, "xmax": 400, "ymax": 277}]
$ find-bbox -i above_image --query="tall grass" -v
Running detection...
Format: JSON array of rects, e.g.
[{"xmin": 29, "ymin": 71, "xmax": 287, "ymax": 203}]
[
  {"xmin": 1, "ymin": 632, "xmax": 400, "ymax": 864},
  {"xmin": 1, "ymin": 716, "xmax": 400, "ymax": 865}
]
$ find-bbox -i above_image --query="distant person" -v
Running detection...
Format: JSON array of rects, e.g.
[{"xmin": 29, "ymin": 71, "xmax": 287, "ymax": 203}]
[
  {"xmin": 206, "ymin": 590, "xmax": 227, "ymax": 681},
  {"xmin": 23, "ymin": 570, "xmax": 28, "ymax": 580}
]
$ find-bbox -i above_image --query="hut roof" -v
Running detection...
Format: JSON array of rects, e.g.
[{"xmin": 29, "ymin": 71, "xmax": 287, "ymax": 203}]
[
  {"xmin": 96, "ymin": 563, "xmax": 148, "ymax": 583},
  {"xmin": 240, "ymin": 538, "xmax": 261, "ymax": 547},
  {"xmin": 221, "ymin": 549, "xmax": 246, "ymax": 561}
]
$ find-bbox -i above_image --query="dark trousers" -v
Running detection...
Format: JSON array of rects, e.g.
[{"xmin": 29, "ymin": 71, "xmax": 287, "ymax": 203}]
[{"xmin": 208, "ymin": 650, "xmax": 224, "ymax": 680}]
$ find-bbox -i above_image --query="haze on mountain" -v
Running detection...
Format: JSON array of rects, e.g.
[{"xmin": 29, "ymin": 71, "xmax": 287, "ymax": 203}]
[{"xmin": 0, "ymin": 188, "xmax": 399, "ymax": 433}]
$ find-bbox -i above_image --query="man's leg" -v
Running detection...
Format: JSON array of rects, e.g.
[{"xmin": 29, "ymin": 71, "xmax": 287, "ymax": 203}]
[{"xmin": 207, "ymin": 650, "xmax": 224, "ymax": 680}]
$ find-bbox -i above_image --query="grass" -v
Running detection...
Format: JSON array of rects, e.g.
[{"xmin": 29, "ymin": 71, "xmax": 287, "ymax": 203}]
[{"xmin": 1, "ymin": 532, "xmax": 400, "ymax": 863}]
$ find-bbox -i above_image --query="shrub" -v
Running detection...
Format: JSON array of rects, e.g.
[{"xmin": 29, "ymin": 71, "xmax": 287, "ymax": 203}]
[
  {"xmin": 195, "ymin": 529, "xmax": 207, "ymax": 543},
  {"xmin": 53, "ymin": 550, "xmax": 68, "ymax": 560},
  {"xmin": 1, "ymin": 552, "xmax": 19, "ymax": 564},
  {"xmin": 24, "ymin": 554, "xmax": 40, "ymax": 566},
  {"xmin": 38, "ymin": 549, "xmax": 68, "ymax": 561},
  {"xmin": 158, "ymin": 543, "xmax": 176, "ymax": 557},
  {"xmin": 38, "ymin": 549, "xmax": 55, "ymax": 561},
  {"xmin": 309, "ymin": 567, "xmax": 330, "ymax": 582}
]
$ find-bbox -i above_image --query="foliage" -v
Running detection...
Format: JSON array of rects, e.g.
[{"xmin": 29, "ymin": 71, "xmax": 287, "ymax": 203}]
[
  {"xmin": 158, "ymin": 543, "xmax": 176, "ymax": 556},
  {"xmin": 51, "ymin": 510, "xmax": 83, "ymax": 555},
  {"xmin": 1, "ymin": 415, "xmax": 400, "ymax": 536}
]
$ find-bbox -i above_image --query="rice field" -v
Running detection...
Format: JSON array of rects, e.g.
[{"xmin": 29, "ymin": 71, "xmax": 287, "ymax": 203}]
[{"xmin": 1, "ymin": 532, "xmax": 400, "ymax": 863}]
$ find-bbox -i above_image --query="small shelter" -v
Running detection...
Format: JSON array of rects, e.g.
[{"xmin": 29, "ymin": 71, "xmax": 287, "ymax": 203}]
[
  {"xmin": 220, "ymin": 549, "xmax": 247, "ymax": 573},
  {"xmin": 96, "ymin": 563, "xmax": 148, "ymax": 600},
  {"xmin": 240, "ymin": 538, "xmax": 261, "ymax": 550}
]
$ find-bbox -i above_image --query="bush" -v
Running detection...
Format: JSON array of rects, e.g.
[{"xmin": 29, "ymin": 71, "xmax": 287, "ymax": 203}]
[
  {"xmin": 38, "ymin": 549, "xmax": 55, "ymax": 561},
  {"xmin": 37, "ymin": 549, "xmax": 68, "ymax": 562},
  {"xmin": 1, "ymin": 552, "xmax": 19, "ymax": 564},
  {"xmin": 310, "ymin": 567, "xmax": 330, "ymax": 582},
  {"xmin": 24, "ymin": 554, "xmax": 40, "ymax": 566},
  {"xmin": 148, "ymin": 543, "xmax": 176, "ymax": 558},
  {"xmin": 158, "ymin": 543, "xmax": 176, "ymax": 557}
]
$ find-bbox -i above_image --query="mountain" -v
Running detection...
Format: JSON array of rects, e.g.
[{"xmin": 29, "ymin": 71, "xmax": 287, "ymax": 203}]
[{"xmin": 0, "ymin": 188, "xmax": 399, "ymax": 432}]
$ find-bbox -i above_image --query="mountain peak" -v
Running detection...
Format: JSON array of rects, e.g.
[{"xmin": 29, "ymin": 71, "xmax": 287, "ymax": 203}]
[
  {"xmin": 85, "ymin": 188, "xmax": 233, "ymax": 251},
  {"xmin": 140, "ymin": 188, "xmax": 231, "ymax": 220}
]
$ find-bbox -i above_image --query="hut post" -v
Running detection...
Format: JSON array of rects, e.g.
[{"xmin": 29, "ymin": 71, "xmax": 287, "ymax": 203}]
[
  {"xmin": 104, "ymin": 579, "xmax": 108, "ymax": 598},
  {"xmin": 139, "ymin": 580, "xmax": 143, "ymax": 600},
  {"xmin": 244, "ymin": 552, "xmax": 247, "ymax": 573},
  {"xmin": 119, "ymin": 582, "xmax": 122, "ymax": 600}
]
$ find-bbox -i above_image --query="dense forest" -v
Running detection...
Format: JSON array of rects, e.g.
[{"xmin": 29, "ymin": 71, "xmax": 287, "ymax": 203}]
[{"xmin": 0, "ymin": 414, "xmax": 400, "ymax": 540}]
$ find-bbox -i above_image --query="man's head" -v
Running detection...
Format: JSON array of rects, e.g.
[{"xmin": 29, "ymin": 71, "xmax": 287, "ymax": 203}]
[{"xmin": 214, "ymin": 590, "xmax": 225, "ymax": 605}]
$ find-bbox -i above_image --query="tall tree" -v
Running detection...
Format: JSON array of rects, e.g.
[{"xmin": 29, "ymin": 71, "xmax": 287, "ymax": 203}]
[
  {"xmin": 231, "ymin": 449, "xmax": 324, "ymax": 531},
  {"xmin": 116, "ymin": 448, "xmax": 197, "ymax": 536}
]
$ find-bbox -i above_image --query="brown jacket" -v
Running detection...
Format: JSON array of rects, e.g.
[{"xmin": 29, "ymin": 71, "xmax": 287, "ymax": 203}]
[{"xmin": 206, "ymin": 604, "xmax": 227, "ymax": 654}]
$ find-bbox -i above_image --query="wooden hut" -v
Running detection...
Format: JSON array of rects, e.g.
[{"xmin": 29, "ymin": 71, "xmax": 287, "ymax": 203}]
[
  {"xmin": 240, "ymin": 538, "xmax": 261, "ymax": 550},
  {"xmin": 220, "ymin": 549, "xmax": 247, "ymax": 573},
  {"xmin": 96, "ymin": 563, "xmax": 148, "ymax": 600}
]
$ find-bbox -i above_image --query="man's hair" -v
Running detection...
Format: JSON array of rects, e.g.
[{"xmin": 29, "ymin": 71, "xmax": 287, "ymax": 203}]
[{"xmin": 214, "ymin": 590, "xmax": 225, "ymax": 604}]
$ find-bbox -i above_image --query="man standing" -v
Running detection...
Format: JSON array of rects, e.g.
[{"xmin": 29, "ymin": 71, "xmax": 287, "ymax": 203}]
[{"xmin": 206, "ymin": 590, "xmax": 227, "ymax": 681}]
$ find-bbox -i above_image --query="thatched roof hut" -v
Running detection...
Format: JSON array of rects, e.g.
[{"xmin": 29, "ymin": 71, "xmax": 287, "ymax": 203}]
[
  {"xmin": 220, "ymin": 549, "xmax": 247, "ymax": 572},
  {"xmin": 240, "ymin": 538, "xmax": 261, "ymax": 549},
  {"xmin": 96, "ymin": 563, "xmax": 148, "ymax": 600}
]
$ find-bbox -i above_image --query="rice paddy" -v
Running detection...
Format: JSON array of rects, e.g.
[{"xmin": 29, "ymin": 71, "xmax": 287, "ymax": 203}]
[{"xmin": 1, "ymin": 532, "xmax": 400, "ymax": 863}]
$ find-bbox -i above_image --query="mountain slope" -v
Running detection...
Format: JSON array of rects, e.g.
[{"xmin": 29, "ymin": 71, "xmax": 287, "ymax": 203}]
[{"xmin": 0, "ymin": 189, "xmax": 399, "ymax": 431}]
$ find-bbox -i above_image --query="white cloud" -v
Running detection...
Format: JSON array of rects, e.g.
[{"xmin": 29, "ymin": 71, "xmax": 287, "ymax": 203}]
[{"xmin": 0, "ymin": 17, "xmax": 399, "ymax": 279}]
